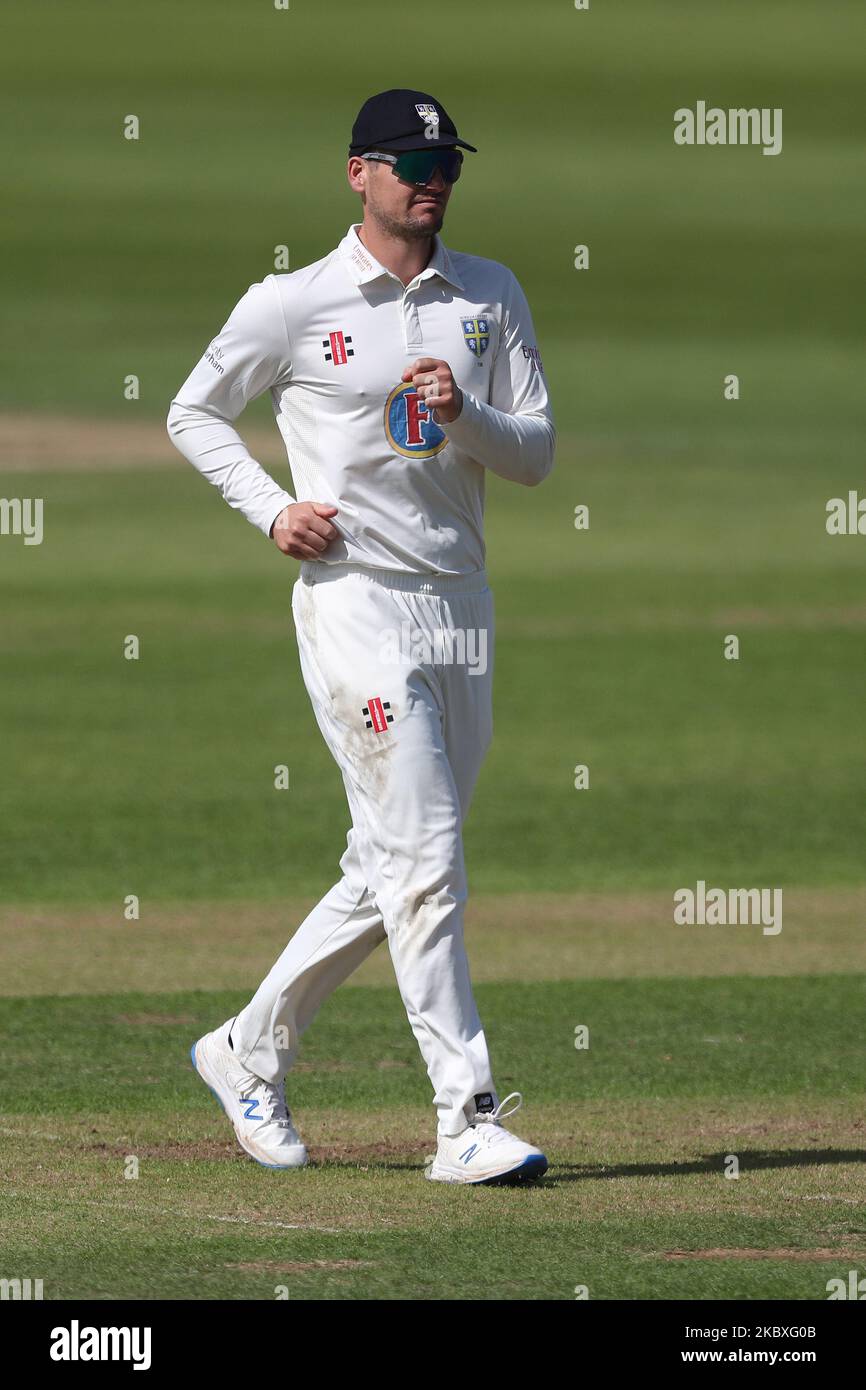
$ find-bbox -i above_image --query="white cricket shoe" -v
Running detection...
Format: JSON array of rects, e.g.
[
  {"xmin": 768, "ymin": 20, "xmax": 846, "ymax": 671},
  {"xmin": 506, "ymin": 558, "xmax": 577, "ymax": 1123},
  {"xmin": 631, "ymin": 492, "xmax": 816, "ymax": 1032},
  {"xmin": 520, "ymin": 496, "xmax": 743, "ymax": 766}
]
[
  {"xmin": 426, "ymin": 1093, "xmax": 548, "ymax": 1185},
  {"xmin": 190, "ymin": 1021, "xmax": 307, "ymax": 1170}
]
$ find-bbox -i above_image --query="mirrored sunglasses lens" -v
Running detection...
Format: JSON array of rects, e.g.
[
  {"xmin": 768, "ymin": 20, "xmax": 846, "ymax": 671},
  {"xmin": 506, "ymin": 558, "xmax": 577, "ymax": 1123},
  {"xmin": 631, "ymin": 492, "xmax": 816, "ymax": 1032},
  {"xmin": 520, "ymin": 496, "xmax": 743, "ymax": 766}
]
[{"xmin": 395, "ymin": 150, "xmax": 462, "ymax": 185}]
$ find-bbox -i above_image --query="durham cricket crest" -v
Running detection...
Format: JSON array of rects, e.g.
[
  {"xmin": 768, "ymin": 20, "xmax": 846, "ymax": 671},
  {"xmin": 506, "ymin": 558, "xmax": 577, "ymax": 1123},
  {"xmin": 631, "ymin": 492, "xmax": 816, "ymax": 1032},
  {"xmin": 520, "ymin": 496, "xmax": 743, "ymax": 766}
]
[{"xmin": 461, "ymin": 316, "xmax": 490, "ymax": 357}]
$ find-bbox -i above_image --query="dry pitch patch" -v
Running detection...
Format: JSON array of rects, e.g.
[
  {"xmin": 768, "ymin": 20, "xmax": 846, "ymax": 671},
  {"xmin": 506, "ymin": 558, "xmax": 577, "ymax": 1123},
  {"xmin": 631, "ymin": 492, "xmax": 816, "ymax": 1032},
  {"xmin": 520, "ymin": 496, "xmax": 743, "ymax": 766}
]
[
  {"xmin": 3, "ymin": 887, "xmax": 866, "ymax": 997},
  {"xmin": 0, "ymin": 411, "xmax": 285, "ymax": 473}
]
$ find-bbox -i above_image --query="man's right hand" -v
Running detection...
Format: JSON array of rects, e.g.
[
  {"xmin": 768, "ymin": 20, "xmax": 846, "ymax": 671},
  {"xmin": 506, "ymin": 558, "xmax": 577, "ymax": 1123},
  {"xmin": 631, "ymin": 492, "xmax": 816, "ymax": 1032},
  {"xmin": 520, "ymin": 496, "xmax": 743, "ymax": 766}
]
[{"xmin": 270, "ymin": 502, "xmax": 339, "ymax": 560}]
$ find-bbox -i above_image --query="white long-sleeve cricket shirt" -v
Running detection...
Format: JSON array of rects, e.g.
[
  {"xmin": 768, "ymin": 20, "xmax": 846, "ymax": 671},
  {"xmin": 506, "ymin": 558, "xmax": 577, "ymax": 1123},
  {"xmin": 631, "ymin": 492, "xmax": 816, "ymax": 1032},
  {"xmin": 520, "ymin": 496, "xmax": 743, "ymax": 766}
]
[{"xmin": 166, "ymin": 223, "xmax": 555, "ymax": 574}]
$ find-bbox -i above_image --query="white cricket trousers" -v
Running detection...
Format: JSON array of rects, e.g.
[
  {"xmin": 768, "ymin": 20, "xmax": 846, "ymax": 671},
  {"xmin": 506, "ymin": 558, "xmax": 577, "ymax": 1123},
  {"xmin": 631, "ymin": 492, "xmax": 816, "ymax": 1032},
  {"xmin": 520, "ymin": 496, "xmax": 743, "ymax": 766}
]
[{"xmin": 230, "ymin": 561, "xmax": 498, "ymax": 1136}]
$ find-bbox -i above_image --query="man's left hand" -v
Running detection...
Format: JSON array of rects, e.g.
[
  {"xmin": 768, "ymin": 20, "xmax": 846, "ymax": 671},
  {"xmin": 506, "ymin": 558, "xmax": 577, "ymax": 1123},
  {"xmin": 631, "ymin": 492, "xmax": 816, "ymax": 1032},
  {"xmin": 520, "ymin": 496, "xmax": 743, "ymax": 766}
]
[{"xmin": 402, "ymin": 357, "xmax": 464, "ymax": 425}]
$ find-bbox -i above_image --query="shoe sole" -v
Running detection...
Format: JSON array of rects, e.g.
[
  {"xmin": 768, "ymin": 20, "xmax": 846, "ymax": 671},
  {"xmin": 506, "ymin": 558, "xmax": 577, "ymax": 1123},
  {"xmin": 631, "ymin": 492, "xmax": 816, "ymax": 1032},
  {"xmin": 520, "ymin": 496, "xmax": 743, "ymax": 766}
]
[
  {"xmin": 427, "ymin": 1152, "xmax": 549, "ymax": 1185},
  {"xmin": 190, "ymin": 1040, "xmax": 307, "ymax": 1171}
]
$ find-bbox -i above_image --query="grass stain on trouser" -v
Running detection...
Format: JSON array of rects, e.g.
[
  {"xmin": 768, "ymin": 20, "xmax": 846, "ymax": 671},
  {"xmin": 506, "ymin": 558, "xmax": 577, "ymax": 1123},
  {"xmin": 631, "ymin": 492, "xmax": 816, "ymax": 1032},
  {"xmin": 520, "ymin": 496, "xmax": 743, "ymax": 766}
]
[{"xmin": 231, "ymin": 564, "xmax": 497, "ymax": 1136}]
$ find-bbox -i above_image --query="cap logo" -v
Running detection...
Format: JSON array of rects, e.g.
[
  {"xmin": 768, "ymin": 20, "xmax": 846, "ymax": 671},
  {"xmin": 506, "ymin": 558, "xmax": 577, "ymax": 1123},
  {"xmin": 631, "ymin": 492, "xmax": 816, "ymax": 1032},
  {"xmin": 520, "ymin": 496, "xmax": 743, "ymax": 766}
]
[{"xmin": 415, "ymin": 103, "xmax": 439, "ymax": 123}]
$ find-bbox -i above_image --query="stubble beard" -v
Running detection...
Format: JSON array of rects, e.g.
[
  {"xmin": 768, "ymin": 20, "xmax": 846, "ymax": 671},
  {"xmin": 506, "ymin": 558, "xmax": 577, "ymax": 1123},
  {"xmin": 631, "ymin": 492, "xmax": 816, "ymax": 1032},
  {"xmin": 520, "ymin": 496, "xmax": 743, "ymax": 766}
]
[{"xmin": 368, "ymin": 200, "xmax": 444, "ymax": 242}]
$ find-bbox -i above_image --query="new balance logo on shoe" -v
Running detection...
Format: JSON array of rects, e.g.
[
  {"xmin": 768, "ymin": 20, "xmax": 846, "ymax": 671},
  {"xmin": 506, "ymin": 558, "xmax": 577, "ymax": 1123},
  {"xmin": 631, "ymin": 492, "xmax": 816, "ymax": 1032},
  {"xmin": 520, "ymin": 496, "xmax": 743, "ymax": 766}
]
[
  {"xmin": 241, "ymin": 1098, "xmax": 264, "ymax": 1120},
  {"xmin": 458, "ymin": 1144, "xmax": 479, "ymax": 1163}
]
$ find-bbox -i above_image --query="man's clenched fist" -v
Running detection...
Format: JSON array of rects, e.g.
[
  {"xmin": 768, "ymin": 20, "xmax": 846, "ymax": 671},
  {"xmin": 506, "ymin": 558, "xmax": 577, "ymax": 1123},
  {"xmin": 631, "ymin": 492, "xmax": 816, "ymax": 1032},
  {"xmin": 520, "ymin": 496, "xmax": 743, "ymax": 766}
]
[
  {"xmin": 271, "ymin": 501, "xmax": 339, "ymax": 559},
  {"xmin": 402, "ymin": 357, "xmax": 464, "ymax": 425}
]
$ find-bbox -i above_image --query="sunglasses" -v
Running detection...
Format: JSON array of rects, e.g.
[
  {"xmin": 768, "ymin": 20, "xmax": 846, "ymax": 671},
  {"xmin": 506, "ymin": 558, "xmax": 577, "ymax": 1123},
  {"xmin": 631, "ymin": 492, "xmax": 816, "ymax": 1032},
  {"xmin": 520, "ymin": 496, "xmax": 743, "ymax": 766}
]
[{"xmin": 362, "ymin": 148, "xmax": 464, "ymax": 186}]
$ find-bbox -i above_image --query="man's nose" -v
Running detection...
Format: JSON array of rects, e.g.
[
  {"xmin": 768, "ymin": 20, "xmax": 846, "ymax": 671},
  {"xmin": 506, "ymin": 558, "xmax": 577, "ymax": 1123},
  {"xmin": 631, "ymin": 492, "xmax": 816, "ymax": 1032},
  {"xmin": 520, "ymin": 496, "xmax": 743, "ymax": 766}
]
[{"xmin": 424, "ymin": 168, "xmax": 448, "ymax": 191}]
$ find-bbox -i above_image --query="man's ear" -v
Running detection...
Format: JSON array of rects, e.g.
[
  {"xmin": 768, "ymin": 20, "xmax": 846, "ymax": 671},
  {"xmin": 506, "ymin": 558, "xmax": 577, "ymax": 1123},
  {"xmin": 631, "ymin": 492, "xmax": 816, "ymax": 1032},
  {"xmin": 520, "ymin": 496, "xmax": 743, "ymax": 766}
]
[{"xmin": 347, "ymin": 156, "xmax": 368, "ymax": 195}]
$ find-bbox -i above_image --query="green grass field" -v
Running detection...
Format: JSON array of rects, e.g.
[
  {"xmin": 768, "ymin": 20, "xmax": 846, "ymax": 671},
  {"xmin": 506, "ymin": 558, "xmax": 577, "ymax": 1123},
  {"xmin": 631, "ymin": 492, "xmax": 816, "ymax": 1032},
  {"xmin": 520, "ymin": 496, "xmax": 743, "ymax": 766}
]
[{"xmin": 1, "ymin": 0, "xmax": 865, "ymax": 1300}]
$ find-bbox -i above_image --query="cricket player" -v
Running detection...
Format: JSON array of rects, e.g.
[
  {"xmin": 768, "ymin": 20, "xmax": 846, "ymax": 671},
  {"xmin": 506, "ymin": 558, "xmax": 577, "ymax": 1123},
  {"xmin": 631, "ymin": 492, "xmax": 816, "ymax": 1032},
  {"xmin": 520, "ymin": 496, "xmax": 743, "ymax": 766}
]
[{"xmin": 167, "ymin": 89, "xmax": 555, "ymax": 1184}]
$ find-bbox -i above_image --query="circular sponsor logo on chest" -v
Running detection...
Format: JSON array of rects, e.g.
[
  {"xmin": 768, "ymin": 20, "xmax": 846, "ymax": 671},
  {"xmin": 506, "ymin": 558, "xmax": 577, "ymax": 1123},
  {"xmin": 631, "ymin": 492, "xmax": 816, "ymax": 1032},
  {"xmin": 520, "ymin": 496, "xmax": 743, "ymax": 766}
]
[{"xmin": 384, "ymin": 382, "xmax": 447, "ymax": 459}]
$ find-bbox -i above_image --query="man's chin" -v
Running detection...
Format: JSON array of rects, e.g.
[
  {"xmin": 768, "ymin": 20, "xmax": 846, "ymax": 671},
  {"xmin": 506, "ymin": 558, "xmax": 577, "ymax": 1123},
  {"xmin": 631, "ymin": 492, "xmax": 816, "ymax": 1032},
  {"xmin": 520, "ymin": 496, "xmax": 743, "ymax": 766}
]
[
  {"xmin": 370, "ymin": 206, "xmax": 445, "ymax": 241},
  {"xmin": 405, "ymin": 209, "xmax": 444, "ymax": 237}
]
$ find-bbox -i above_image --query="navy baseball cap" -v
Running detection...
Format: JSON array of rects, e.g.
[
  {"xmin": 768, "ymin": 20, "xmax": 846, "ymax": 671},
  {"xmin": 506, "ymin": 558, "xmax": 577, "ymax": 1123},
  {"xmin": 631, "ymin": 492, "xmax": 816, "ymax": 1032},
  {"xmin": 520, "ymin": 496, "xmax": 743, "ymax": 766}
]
[{"xmin": 349, "ymin": 88, "xmax": 477, "ymax": 155}]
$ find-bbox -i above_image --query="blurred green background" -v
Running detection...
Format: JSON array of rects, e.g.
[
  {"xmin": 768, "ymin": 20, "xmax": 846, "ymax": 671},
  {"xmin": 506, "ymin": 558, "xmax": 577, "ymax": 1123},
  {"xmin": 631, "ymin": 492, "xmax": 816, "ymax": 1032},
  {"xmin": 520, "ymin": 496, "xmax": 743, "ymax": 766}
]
[{"xmin": 1, "ymin": 0, "xmax": 864, "ymax": 902}]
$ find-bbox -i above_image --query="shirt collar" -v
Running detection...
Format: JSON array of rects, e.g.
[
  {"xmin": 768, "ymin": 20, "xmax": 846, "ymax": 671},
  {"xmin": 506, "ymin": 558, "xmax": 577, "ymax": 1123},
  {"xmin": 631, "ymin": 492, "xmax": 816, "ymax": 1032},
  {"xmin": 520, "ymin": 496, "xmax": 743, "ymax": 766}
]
[{"xmin": 338, "ymin": 224, "xmax": 464, "ymax": 292}]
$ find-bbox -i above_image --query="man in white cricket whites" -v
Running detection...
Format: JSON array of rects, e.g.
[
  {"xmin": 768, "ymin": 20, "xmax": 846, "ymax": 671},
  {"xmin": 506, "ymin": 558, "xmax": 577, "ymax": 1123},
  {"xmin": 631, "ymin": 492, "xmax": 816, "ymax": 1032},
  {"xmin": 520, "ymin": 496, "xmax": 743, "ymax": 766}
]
[{"xmin": 167, "ymin": 89, "xmax": 555, "ymax": 1184}]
